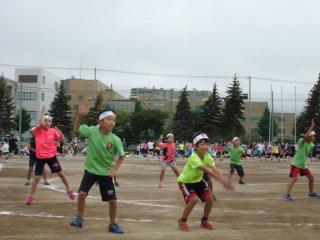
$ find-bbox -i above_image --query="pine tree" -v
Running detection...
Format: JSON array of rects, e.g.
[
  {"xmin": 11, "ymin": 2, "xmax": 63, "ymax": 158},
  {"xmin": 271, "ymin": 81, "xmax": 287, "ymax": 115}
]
[
  {"xmin": 200, "ymin": 83, "xmax": 222, "ymax": 140},
  {"xmin": 15, "ymin": 108, "xmax": 31, "ymax": 134},
  {"xmin": 0, "ymin": 77, "xmax": 15, "ymax": 134},
  {"xmin": 257, "ymin": 107, "xmax": 278, "ymax": 141},
  {"xmin": 297, "ymin": 73, "xmax": 320, "ymax": 142},
  {"xmin": 49, "ymin": 82, "xmax": 73, "ymax": 137},
  {"xmin": 222, "ymin": 75, "xmax": 245, "ymax": 139},
  {"xmin": 172, "ymin": 86, "xmax": 193, "ymax": 141},
  {"xmin": 83, "ymin": 91, "xmax": 104, "ymax": 126}
]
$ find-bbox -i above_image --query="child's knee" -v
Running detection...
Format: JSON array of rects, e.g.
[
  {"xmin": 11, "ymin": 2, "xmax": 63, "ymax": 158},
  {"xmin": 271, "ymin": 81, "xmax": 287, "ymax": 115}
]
[
  {"xmin": 34, "ymin": 176, "xmax": 41, "ymax": 181},
  {"xmin": 78, "ymin": 191, "xmax": 87, "ymax": 199}
]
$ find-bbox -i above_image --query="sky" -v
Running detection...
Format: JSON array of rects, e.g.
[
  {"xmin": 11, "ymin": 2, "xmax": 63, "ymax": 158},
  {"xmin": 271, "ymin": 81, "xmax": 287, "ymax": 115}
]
[{"xmin": 1, "ymin": 0, "xmax": 319, "ymax": 113}]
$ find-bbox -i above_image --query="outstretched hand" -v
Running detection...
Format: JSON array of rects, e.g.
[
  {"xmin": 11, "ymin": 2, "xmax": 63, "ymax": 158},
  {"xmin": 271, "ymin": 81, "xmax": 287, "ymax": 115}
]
[{"xmin": 78, "ymin": 103, "xmax": 88, "ymax": 117}]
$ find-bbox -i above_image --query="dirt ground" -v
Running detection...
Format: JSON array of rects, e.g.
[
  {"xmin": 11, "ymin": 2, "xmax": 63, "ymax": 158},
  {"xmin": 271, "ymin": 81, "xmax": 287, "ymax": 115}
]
[{"xmin": 0, "ymin": 155, "xmax": 319, "ymax": 240}]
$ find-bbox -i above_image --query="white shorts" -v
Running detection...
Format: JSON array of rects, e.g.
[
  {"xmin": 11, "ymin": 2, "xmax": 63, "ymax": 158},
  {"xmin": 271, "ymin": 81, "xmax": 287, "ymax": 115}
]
[{"xmin": 160, "ymin": 160, "xmax": 177, "ymax": 168}]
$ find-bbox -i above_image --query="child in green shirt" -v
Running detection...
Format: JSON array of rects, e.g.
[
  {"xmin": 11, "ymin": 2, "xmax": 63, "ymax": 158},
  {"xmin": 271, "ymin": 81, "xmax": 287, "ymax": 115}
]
[
  {"xmin": 70, "ymin": 104, "xmax": 125, "ymax": 234},
  {"xmin": 177, "ymin": 132, "xmax": 234, "ymax": 231}
]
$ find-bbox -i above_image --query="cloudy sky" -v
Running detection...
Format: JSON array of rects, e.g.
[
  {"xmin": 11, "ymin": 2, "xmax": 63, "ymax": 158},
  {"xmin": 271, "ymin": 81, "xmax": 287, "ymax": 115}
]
[{"xmin": 1, "ymin": 0, "xmax": 319, "ymax": 112}]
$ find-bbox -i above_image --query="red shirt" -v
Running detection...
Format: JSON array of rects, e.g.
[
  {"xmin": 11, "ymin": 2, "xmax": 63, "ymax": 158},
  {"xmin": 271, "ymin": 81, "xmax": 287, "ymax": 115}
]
[
  {"xmin": 34, "ymin": 126, "xmax": 61, "ymax": 159},
  {"xmin": 159, "ymin": 142, "xmax": 176, "ymax": 162}
]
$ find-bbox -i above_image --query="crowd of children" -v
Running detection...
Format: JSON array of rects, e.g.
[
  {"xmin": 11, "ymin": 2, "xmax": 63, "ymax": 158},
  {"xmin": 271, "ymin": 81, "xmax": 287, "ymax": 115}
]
[{"xmin": 2, "ymin": 102, "xmax": 316, "ymax": 234}]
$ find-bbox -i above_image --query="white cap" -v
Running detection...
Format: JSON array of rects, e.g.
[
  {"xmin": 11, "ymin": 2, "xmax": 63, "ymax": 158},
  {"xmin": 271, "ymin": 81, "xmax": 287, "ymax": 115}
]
[
  {"xmin": 232, "ymin": 137, "xmax": 240, "ymax": 142},
  {"xmin": 193, "ymin": 133, "xmax": 209, "ymax": 145},
  {"xmin": 99, "ymin": 111, "xmax": 116, "ymax": 120},
  {"xmin": 308, "ymin": 131, "xmax": 316, "ymax": 136},
  {"xmin": 166, "ymin": 133, "xmax": 174, "ymax": 138}
]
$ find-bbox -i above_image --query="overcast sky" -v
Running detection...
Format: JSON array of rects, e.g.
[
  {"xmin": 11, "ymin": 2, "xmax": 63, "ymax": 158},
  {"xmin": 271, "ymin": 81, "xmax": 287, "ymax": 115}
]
[{"xmin": 1, "ymin": 0, "xmax": 319, "ymax": 112}]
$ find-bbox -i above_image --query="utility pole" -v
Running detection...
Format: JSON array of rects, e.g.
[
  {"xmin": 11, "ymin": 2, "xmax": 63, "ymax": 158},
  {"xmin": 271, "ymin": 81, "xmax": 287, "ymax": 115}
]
[
  {"xmin": 152, "ymin": 86, "xmax": 155, "ymax": 109},
  {"xmin": 18, "ymin": 81, "xmax": 23, "ymax": 143},
  {"xmin": 248, "ymin": 76, "xmax": 252, "ymax": 142},
  {"xmin": 268, "ymin": 85, "xmax": 272, "ymax": 143},
  {"xmin": 271, "ymin": 90, "xmax": 274, "ymax": 142},
  {"xmin": 281, "ymin": 85, "xmax": 284, "ymax": 143},
  {"xmin": 294, "ymin": 85, "xmax": 297, "ymax": 143}
]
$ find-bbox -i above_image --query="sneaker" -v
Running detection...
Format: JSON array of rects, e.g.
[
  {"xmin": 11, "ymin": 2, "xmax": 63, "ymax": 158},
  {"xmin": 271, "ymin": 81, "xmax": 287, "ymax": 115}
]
[
  {"xmin": 158, "ymin": 181, "xmax": 163, "ymax": 188},
  {"xmin": 70, "ymin": 217, "xmax": 83, "ymax": 228},
  {"xmin": 281, "ymin": 194, "xmax": 294, "ymax": 201},
  {"xmin": 108, "ymin": 223, "xmax": 124, "ymax": 234},
  {"xmin": 308, "ymin": 192, "xmax": 320, "ymax": 199},
  {"xmin": 178, "ymin": 220, "xmax": 190, "ymax": 231},
  {"xmin": 201, "ymin": 220, "xmax": 215, "ymax": 230},
  {"xmin": 25, "ymin": 181, "xmax": 31, "ymax": 186},
  {"xmin": 44, "ymin": 181, "xmax": 50, "ymax": 186},
  {"xmin": 239, "ymin": 180, "xmax": 245, "ymax": 184},
  {"xmin": 67, "ymin": 189, "xmax": 75, "ymax": 200},
  {"xmin": 26, "ymin": 196, "xmax": 36, "ymax": 205}
]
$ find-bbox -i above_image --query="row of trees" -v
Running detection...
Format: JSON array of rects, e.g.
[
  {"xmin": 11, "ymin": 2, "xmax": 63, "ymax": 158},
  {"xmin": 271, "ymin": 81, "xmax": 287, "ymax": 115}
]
[{"xmin": 172, "ymin": 76, "xmax": 246, "ymax": 141}]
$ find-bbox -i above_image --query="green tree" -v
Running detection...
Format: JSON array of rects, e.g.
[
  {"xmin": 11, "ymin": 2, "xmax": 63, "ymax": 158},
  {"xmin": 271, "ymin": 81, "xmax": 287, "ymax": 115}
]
[
  {"xmin": 49, "ymin": 82, "xmax": 73, "ymax": 137},
  {"xmin": 200, "ymin": 83, "xmax": 222, "ymax": 140},
  {"xmin": 172, "ymin": 86, "xmax": 193, "ymax": 141},
  {"xmin": 83, "ymin": 91, "xmax": 104, "ymax": 126},
  {"xmin": 0, "ymin": 77, "xmax": 15, "ymax": 134},
  {"xmin": 257, "ymin": 107, "xmax": 278, "ymax": 141},
  {"xmin": 222, "ymin": 75, "xmax": 245, "ymax": 139},
  {"xmin": 14, "ymin": 108, "xmax": 31, "ymax": 134},
  {"xmin": 296, "ymin": 74, "xmax": 320, "ymax": 142}
]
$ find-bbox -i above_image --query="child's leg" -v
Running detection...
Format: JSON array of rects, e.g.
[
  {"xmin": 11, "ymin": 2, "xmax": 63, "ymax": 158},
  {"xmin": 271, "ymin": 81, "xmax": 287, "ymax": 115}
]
[
  {"xmin": 56, "ymin": 171, "xmax": 71, "ymax": 190},
  {"xmin": 77, "ymin": 191, "xmax": 87, "ymax": 219},
  {"xmin": 26, "ymin": 167, "xmax": 33, "ymax": 182},
  {"xmin": 203, "ymin": 195, "xmax": 214, "ymax": 219},
  {"xmin": 228, "ymin": 165, "xmax": 235, "ymax": 181},
  {"xmin": 306, "ymin": 174, "xmax": 314, "ymax": 193},
  {"xmin": 29, "ymin": 175, "xmax": 41, "ymax": 196},
  {"xmin": 159, "ymin": 166, "xmax": 166, "ymax": 182},
  {"xmin": 171, "ymin": 166, "xmax": 180, "ymax": 177},
  {"xmin": 286, "ymin": 177, "xmax": 298, "ymax": 195},
  {"xmin": 43, "ymin": 168, "xmax": 48, "ymax": 182},
  {"xmin": 109, "ymin": 200, "xmax": 117, "ymax": 224},
  {"xmin": 181, "ymin": 197, "xmax": 198, "ymax": 220}
]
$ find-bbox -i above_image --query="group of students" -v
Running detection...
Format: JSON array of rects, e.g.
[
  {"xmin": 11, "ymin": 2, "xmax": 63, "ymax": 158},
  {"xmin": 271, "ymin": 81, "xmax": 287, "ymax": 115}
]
[{"xmin": 23, "ymin": 103, "xmax": 319, "ymax": 234}]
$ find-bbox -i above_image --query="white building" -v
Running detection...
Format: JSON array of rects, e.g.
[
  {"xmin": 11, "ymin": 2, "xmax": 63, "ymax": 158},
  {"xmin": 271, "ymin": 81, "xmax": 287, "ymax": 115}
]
[{"xmin": 15, "ymin": 69, "xmax": 61, "ymax": 126}]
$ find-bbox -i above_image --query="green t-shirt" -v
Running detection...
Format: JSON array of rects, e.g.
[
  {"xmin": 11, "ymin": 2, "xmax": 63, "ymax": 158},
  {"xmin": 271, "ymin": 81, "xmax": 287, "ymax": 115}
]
[
  {"xmin": 291, "ymin": 138, "xmax": 314, "ymax": 169},
  {"xmin": 179, "ymin": 144, "xmax": 184, "ymax": 150},
  {"xmin": 79, "ymin": 125, "xmax": 125, "ymax": 176},
  {"xmin": 227, "ymin": 145, "xmax": 245, "ymax": 165},
  {"xmin": 178, "ymin": 152, "xmax": 215, "ymax": 184}
]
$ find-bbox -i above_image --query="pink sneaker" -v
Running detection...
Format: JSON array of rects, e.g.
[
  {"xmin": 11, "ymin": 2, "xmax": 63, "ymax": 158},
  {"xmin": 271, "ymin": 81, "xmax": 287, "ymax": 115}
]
[
  {"xmin": 178, "ymin": 220, "xmax": 190, "ymax": 231},
  {"xmin": 201, "ymin": 220, "xmax": 215, "ymax": 230},
  {"xmin": 158, "ymin": 181, "xmax": 163, "ymax": 188},
  {"xmin": 26, "ymin": 196, "xmax": 36, "ymax": 205},
  {"xmin": 67, "ymin": 189, "xmax": 75, "ymax": 200}
]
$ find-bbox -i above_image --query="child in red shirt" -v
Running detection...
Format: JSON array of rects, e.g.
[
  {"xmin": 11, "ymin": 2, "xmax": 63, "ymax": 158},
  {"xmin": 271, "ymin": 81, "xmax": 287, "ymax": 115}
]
[
  {"xmin": 156, "ymin": 133, "xmax": 180, "ymax": 188},
  {"xmin": 26, "ymin": 107, "xmax": 75, "ymax": 205}
]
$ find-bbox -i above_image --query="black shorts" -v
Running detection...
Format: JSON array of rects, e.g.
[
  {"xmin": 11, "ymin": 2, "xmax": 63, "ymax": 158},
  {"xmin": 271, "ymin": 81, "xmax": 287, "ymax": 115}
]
[
  {"xmin": 29, "ymin": 152, "xmax": 36, "ymax": 168},
  {"xmin": 179, "ymin": 180, "xmax": 212, "ymax": 204},
  {"xmin": 35, "ymin": 156, "xmax": 62, "ymax": 176},
  {"xmin": 230, "ymin": 164, "xmax": 244, "ymax": 177},
  {"xmin": 78, "ymin": 170, "xmax": 117, "ymax": 201}
]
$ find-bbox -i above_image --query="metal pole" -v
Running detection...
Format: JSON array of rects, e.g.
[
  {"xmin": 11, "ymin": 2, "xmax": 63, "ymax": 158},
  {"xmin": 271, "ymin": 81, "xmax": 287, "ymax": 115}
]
[
  {"xmin": 281, "ymin": 85, "xmax": 284, "ymax": 143},
  {"xmin": 268, "ymin": 85, "xmax": 272, "ymax": 142},
  {"xmin": 152, "ymin": 86, "xmax": 155, "ymax": 109},
  {"xmin": 18, "ymin": 81, "xmax": 23, "ymax": 142},
  {"xmin": 248, "ymin": 76, "xmax": 252, "ymax": 142},
  {"xmin": 294, "ymin": 85, "xmax": 297, "ymax": 143},
  {"xmin": 94, "ymin": 68, "xmax": 97, "ymax": 100},
  {"xmin": 170, "ymin": 88, "xmax": 173, "ymax": 130},
  {"xmin": 271, "ymin": 90, "xmax": 274, "ymax": 141}
]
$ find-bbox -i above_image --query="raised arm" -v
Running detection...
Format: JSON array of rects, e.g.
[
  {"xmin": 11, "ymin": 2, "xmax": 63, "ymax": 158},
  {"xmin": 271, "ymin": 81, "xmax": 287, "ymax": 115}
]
[
  {"xmin": 156, "ymin": 134, "xmax": 164, "ymax": 148},
  {"xmin": 73, "ymin": 103, "xmax": 88, "ymax": 134},
  {"xmin": 40, "ymin": 106, "xmax": 46, "ymax": 126},
  {"xmin": 55, "ymin": 127, "xmax": 65, "ymax": 143},
  {"xmin": 304, "ymin": 118, "xmax": 315, "ymax": 139}
]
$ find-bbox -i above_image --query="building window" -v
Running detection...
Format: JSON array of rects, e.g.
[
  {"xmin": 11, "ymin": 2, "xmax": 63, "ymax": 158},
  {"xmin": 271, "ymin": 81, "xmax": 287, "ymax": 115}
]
[
  {"xmin": 27, "ymin": 111, "xmax": 37, "ymax": 120},
  {"xmin": 42, "ymin": 76, "xmax": 45, "ymax": 84},
  {"xmin": 41, "ymin": 92, "xmax": 45, "ymax": 101},
  {"xmin": 17, "ymin": 92, "xmax": 37, "ymax": 100},
  {"xmin": 54, "ymin": 81, "xmax": 59, "ymax": 90},
  {"xmin": 18, "ymin": 75, "xmax": 38, "ymax": 83}
]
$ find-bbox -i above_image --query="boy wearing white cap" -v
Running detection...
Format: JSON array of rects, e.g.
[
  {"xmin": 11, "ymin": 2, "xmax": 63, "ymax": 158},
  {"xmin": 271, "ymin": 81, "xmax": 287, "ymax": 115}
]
[
  {"xmin": 70, "ymin": 104, "xmax": 125, "ymax": 234},
  {"xmin": 177, "ymin": 132, "xmax": 233, "ymax": 231},
  {"xmin": 282, "ymin": 119, "xmax": 320, "ymax": 201},
  {"xmin": 156, "ymin": 133, "xmax": 180, "ymax": 188},
  {"xmin": 225, "ymin": 137, "xmax": 246, "ymax": 184}
]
